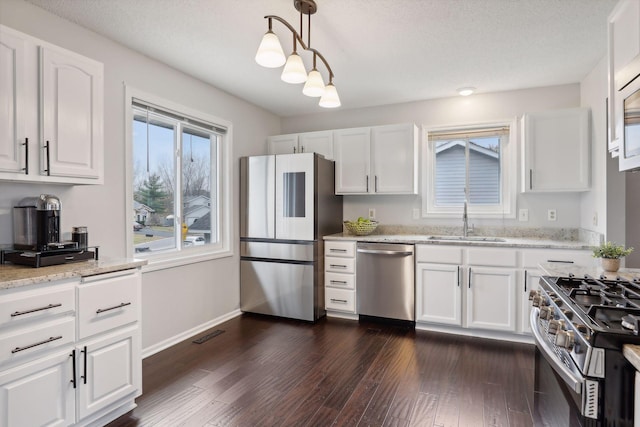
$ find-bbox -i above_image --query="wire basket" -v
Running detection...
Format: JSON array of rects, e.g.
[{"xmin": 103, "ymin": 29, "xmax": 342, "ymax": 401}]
[{"xmin": 343, "ymin": 220, "xmax": 379, "ymax": 236}]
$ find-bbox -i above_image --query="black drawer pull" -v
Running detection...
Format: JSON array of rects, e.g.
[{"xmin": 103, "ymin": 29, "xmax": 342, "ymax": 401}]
[
  {"xmin": 329, "ymin": 264, "xmax": 347, "ymax": 269},
  {"xmin": 11, "ymin": 303, "xmax": 62, "ymax": 317},
  {"xmin": 330, "ymin": 298, "xmax": 348, "ymax": 304},
  {"xmin": 330, "ymin": 248, "xmax": 347, "ymax": 252},
  {"xmin": 12, "ymin": 335, "xmax": 62, "ymax": 353},
  {"xmin": 96, "ymin": 302, "xmax": 131, "ymax": 314},
  {"xmin": 330, "ymin": 280, "xmax": 348, "ymax": 285},
  {"xmin": 547, "ymin": 260, "xmax": 574, "ymax": 263}
]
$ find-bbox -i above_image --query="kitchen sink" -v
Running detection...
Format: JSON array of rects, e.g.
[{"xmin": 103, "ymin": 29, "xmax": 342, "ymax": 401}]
[{"xmin": 427, "ymin": 236, "xmax": 506, "ymax": 243}]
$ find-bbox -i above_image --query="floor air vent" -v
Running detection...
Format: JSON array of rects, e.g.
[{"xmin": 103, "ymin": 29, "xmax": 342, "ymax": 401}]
[{"xmin": 192, "ymin": 330, "xmax": 225, "ymax": 344}]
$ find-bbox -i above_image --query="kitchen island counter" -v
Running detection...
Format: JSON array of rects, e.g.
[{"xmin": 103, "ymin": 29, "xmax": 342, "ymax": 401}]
[
  {"xmin": 325, "ymin": 233, "xmax": 593, "ymax": 250},
  {"xmin": 0, "ymin": 258, "xmax": 147, "ymax": 290}
]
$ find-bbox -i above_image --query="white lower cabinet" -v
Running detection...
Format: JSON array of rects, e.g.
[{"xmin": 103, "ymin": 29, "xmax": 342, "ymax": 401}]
[
  {"xmin": 520, "ymin": 268, "xmax": 542, "ymax": 334},
  {"xmin": 77, "ymin": 325, "xmax": 141, "ymax": 421},
  {"xmin": 415, "ymin": 263, "xmax": 461, "ymax": 326},
  {"xmin": 324, "ymin": 241, "xmax": 357, "ymax": 314},
  {"xmin": 466, "ymin": 267, "xmax": 517, "ymax": 332},
  {"xmin": 0, "ymin": 268, "xmax": 141, "ymax": 426},
  {"xmin": 0, "ymin": 348, "xmax": 75, "ymax": 427}
]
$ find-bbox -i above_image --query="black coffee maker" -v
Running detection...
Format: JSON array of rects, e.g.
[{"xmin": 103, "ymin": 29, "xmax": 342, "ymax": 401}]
[{"xmin": 13, "ymin": 194, "xmax": 62, "ymax": 251}]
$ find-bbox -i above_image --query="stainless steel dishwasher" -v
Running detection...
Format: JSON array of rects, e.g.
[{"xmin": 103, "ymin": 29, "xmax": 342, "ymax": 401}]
[{"xmin": 356, "ymin": 242, "xmax": 415, "ymax": 322}]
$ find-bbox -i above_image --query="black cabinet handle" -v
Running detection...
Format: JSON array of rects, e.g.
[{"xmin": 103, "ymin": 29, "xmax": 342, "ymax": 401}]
[
  {"xmin": 468, "ymin": 267, "xmax": 472, "ymax": 289},
  {"xmin": 12, "ymin": 336, "xmax": 62, "ymax": 353},
  {"xmin": 22, "ymin": 138, "xmax": 29, "ymax": 174},
  {"xmin": 529, "ymin": 169, "xmax": 533, "ymax": 190},
  {"xmin": 375, "ymin": 176, "xmax": 378, "ymax": 192},
  {"xmin": 44, "ymin": 140, "xmax": 51, "ymax": 176},
  {"xmin": 366, "ymin": 175, "xmax": 369, "ymax": 192},
  {"xmin": 524, "ymin": 270, "xmax": 528, "ymax": 292},
  {"xmin": 11, "ymin": 303, "xmax": 62, "ymax": 317},
  {"xmin": 330, "ymin": 298, "xmax": 348, "ymax": 304},
  {"xmin": 81, "ymin": 346, "xmax": 87, "ymax": 384},
  {"xmin": 457, "ymin": 265, "xmax": 460, "ymax": 287},
  {"xmin": 96, "ymin": 302, "xmax": 131, "ymax": 314},
  {"xmin": 70, "ymin": 350, "xmax": 77, "ymax": 388}
]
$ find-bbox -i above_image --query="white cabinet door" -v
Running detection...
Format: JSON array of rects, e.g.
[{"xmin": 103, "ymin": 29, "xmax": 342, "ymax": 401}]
[
  {"xmin": 334, "ymin": 127, "xmax": 371, "ymax": 194},
  {"xmin": 76, "ymin": 325, "xmax": 141, "ymax": 421},
  {"xmin": 0, "ymin": 348, "xmax": 75, "ymax": 427},
  {"xmin": 299, "ymin": 130, "xmax": 333, "ymax": 160},
  {"xmin": 0, "ymin": 26, "xmax": 28, "ymax": 175},
  {"xmin": 522, "ymin": 108, "xmax": 590, "ymax": 192},
  {"xmin": 466, "ymin": 267, "xmax": 517, "ymax": 332},
  {"xmin": 520, "ymin": 268, "xmax": 541, "ymax": 334},
  {"xmin": 267, "ymin": 134, "xmax": 298, "ymax": 155},
  {"xmin": 41, "ymin": 45, "xmax": 103, "ymax": 180},
  {"xmin": 416, "ymin": 263, "xmax": 461, "ymax": 326},
  {"xmin": 370, "ymin": 124, "xmax": 418, "ymax": 194}
]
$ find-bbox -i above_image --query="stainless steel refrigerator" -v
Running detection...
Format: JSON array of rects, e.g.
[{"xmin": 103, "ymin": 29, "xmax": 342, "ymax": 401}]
[{"xmin": 240, "ymin": 153, "xmax": 343, "ymax": 321}]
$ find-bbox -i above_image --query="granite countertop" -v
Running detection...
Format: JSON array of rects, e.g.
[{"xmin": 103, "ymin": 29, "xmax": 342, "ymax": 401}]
[
  {"xmin": 324, "ymin": 233, "xmax": 593, "ymax": 250},
  {"xmin": 0, "ymin": 258, "xmax": 148, "ymax": 291},
  {"xmin": 538, "ymin": 261, "xmax": 640, "ymax": 281},
  {"xmin": 624, "ymin": 345, "xmax": 640, "ymax": 371}
]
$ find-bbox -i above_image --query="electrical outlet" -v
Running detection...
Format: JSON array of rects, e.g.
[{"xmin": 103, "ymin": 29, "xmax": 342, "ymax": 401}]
[
  {"xmin": 518, "ymin": 208, "xmax": 529, "ymax": 222},
  {"xmin": 368, "ymin": 208, "xmax": 376, "ymax": 220},
  {"xmin": 547, "ymin": 209, "xmax": 557, "ymax": 221},
  {"xmin": 412, "ymin": 208, "xmax": 420, "ymax": 220}
]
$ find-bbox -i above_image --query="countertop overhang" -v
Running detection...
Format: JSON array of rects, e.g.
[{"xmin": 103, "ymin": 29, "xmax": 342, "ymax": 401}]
[
  {"xmin": 0, "ymin": 258, "xmax": 148, "ymax": 290},
  {"xmin": 324, "ymin": 233, "xmax": 593, "ymax": 250}
]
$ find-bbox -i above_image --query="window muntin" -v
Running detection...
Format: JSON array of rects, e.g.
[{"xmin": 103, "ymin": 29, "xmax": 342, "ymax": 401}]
[
  {"xmin": 424, "ymin": 124, "xmax": 515, "ymax": 218},
  {"xmin": 132, "ymin": 105, "xmax": 221, "ymax": 254}
]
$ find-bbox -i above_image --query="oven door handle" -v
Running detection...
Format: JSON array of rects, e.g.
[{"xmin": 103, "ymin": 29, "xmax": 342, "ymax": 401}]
[{"xmin": 530, "ymin": 308, "xmax": 584, "ymax": 394}]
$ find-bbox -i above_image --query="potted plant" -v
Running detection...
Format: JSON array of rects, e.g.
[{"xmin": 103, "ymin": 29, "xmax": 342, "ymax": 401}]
[{"xmin": 592, "ymin": 241, "xmax": 634, "ymax": 272}]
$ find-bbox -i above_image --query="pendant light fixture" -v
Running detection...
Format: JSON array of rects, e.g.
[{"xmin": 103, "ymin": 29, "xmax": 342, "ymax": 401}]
[{"xmin": 255, "ymin": 0, "xmax": 340, "ymax": 108}]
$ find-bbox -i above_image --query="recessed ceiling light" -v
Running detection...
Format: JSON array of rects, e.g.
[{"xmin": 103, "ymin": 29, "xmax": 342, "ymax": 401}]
[{"xmin": 457, "ymin": 87, "xmax": 475, "ymax": 96}]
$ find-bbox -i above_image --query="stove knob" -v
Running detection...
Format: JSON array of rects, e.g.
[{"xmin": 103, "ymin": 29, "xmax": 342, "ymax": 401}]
[
  {"xmin": 548, "ymin": 319, "xmax": 565, "ymax": 335},
  {"xmin": 572, "ymin": 323, "xmax": 587, "ymax": 334},
  {"xmin": 552, "ymin": 298, "xmax": 562, "ymax": 307},
  {"xmin": 531, "ymin": 295, "xmax": 542, "ymax": 307},
  {"xmin": 540, "ymin": 306, "xmax": 554, "ymax": 320},
  {"xmin": 561, "ymin": 309, "xmax": 573, "ymax": 320},
  {"xmin": 555, "ymin": 330, "xmax": 575, "ymax": 350}
]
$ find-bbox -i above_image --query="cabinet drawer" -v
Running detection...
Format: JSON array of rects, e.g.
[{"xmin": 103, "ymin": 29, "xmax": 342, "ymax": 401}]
[
  {"xmin": 325, "ymin": 241, "xmax": 356, "ymax": 258},
  {"xmin": 416, "ymin": 245, "xmax": 463, "ymax": 264},
  {"xmin": 0, "ymin": 283, "xmax": 75, "ymax": 329},
  {"xmin": 78, "ymin": 271, "xmax": 140, "ymax": 339},
  {"xmin": 0, "ymin": 316, "xmax": 75, "ymax": 366},
  {"xmin": 325, "ymin": 272, "xmax": 355, "ymax": 290},
  {"xmin": 468, "ymin": 248, "xmax": 517, "ymax": 267},
  {"xmin": 521, "ymin": 249, "xmax": 592, "ymax": 269},
  {"xmin": 325, "ymin": 288, "xmax": 355, "ymax": 313},
  {"xmin": 325, "ymin": 256, "xmax": 355, "ymax": 274}
]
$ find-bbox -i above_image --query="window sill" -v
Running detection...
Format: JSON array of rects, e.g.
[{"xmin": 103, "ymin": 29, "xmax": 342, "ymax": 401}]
[{"xmin": 139, "ymin": 247, "xmax": 233, "ymax": 273}]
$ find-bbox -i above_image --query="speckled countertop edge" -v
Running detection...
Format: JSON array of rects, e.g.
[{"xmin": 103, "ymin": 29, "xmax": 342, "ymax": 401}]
[
  {"xmin": 624, "ymin": 345, "xmax": 640, "ymax": 371},
  {"xmin": 324, "ymin": 233, "xmax": 593, "ymax": 250},
  {"xmin": 0, "ymin": 258, "xmax": 148, "ymax": 291}
]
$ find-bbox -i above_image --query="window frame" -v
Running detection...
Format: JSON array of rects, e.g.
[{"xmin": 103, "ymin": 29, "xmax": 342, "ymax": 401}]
[
  {"xmin": 125, "ymin": 86, "xmax": 233, "ymax": 270},
  {"xmin": 421, "ymin": 121, "xmax": 517, "ymax": 219}
]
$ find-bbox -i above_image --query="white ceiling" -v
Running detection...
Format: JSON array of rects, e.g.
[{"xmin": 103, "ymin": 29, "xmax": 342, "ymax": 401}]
[{"xmin": 26, "ymin": 0, "xmax": 619, "ymax": 117}]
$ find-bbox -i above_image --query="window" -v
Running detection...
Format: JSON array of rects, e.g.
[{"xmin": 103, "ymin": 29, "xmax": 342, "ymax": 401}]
[
  {"xmin": 423, "ymin": 123, "xmax": 516, "ymax": 218},
  {"xmin": 126, "ymin": 91, "xmax": 231, "ymax": 260}
]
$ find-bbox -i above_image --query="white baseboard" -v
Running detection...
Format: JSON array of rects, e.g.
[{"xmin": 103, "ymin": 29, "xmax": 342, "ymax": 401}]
[
  {"xmin": 326, "ymin": 311, "xmax": 358, "ymax": 321},
  {"xmin": 142, "ymin": 309, "xmax": 242, "ymax": 358}
]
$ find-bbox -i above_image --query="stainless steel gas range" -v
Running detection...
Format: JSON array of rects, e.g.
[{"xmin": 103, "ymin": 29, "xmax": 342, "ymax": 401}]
[{"xmin": 530, "ymin": 274, "xmax": 639, "ymax": 426}]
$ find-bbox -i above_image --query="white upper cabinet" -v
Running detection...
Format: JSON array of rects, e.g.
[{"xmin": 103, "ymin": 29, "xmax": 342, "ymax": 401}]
[
  {"xmin": 0, "ymin": 25, "xmax": 104, "ymax": 184},
  {"xmin": 608, "ymin": 0, "xmax": 640, "ymax": 155},
  {"xmin": 41, "ymin": 45, "xmax": 103, "ymax": 180},
  {"xmin": 335, "ymin": 123, "xmax": 418, "ymax": 195},
  {"xmin": 521, "ymin": 107, "xmax": 590, "ymax": 192},
  {"xmin": 267, "ymin": 130, "xmax": 333, "ymax": 160}
]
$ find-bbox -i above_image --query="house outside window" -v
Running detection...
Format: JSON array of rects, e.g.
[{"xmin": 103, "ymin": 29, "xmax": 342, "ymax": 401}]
[
  {"xmin": 423, "ymin": 123, "xmax": 516, "ymax": 218},
  {"xmin": 126, "ymin": 90, "xmax": 231, "ymax": 259}
]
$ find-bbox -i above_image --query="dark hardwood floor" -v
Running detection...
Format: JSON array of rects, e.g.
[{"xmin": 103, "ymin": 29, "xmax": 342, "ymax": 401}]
[{"xmin": 108, "ymin": 314, "xmax": 536, "ymax": 427}]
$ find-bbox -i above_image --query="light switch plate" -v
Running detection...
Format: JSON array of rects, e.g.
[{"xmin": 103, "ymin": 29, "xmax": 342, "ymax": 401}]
[
  {"xmin": 518, "ymin": 209, "xmax": 529, "ymax": 222},
  {"xmin": 369, "ymin": 208, "xmax": 376, "ymax": 219}
]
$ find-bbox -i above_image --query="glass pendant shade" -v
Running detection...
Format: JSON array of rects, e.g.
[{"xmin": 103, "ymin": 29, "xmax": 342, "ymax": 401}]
[
  {"xmin": 281, "ymin": 53, "xmax": 307, "ymax": 84},
  {"xmin": 255, "ymin": 31, "xmax": 286, "ymax": 68},
  {"xmin": 303, "ymin": 69, "xmax": 325, "ymax": 97},
  {"xmin": 319, "ymin": 83, "xmax": 341, "ymax": 108}
]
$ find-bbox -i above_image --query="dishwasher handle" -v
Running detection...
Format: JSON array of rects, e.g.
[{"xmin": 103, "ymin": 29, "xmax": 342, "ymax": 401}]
[{"xmin": 357, "ymin": 248, "xmax": 413, "ymax": 256}]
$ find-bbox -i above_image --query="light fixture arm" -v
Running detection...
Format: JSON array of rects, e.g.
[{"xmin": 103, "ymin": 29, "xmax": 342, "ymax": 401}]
[{"xmin": 264, "ymin": 14, "xmax": 335, "ymax": 81}]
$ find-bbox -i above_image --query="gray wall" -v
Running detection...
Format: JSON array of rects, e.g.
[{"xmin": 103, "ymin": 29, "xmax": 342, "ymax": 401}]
[{"xmin": 0, "ymin": 0, "xmax": 280, "ymax": 353}]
